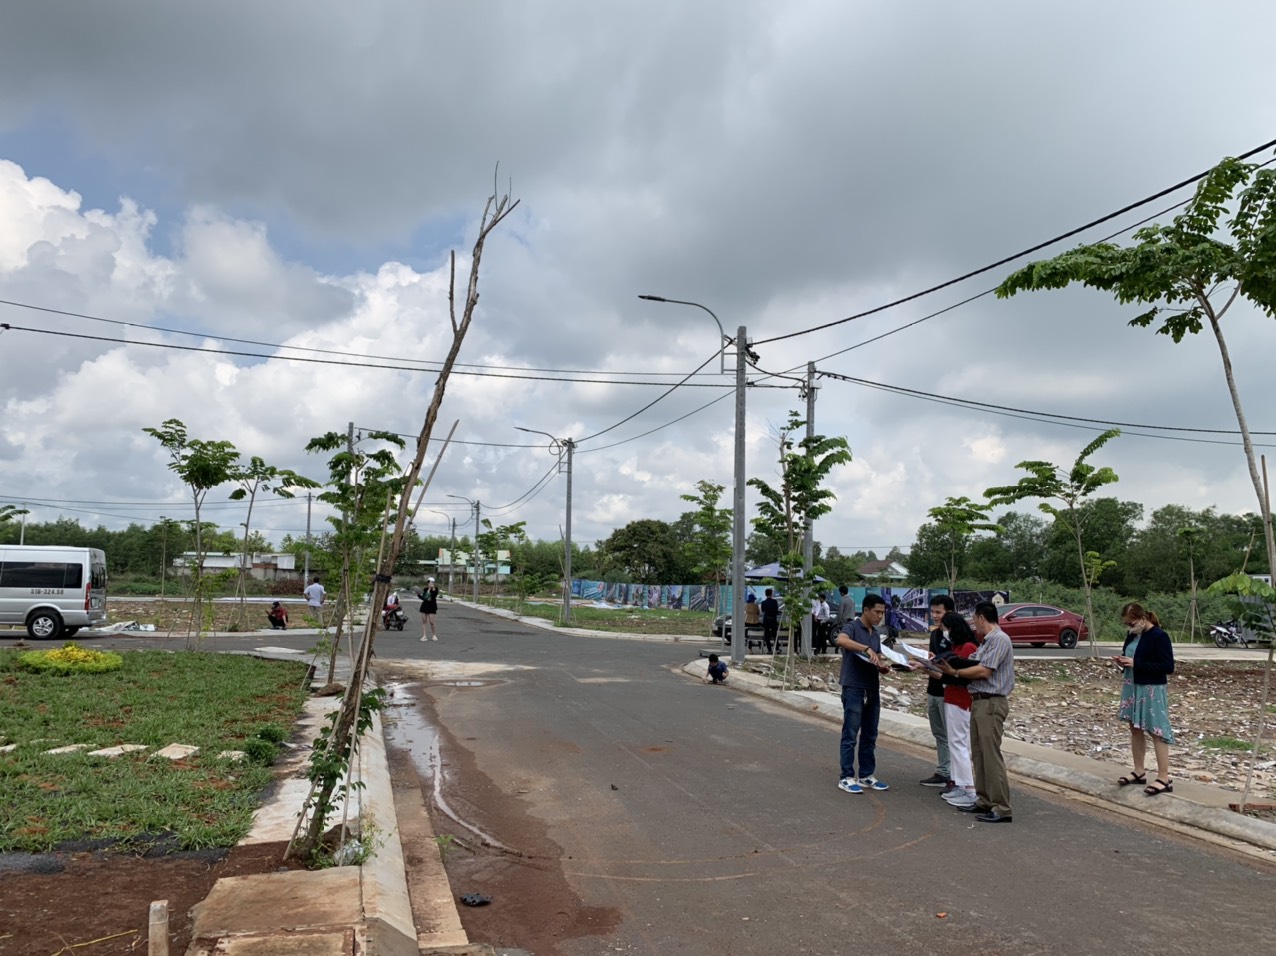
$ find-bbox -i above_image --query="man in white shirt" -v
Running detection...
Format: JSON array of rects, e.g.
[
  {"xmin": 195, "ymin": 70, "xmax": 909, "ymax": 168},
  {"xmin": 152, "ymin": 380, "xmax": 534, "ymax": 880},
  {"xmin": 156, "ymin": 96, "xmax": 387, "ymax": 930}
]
[
  {"xmin": 811, "ymin": 591, "xmax": 832, "ymax": 655},
  {"xmin": 303, "ymin": 576, "xmax": 326, "ymax": 626}
]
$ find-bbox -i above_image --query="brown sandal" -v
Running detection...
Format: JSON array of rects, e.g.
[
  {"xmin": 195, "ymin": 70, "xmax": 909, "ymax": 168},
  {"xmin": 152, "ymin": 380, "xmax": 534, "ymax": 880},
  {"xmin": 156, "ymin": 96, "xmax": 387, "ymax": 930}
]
[
  {"xmin": 1117, "ymin": 770, "xmax": 1146, "ymax": 787},
  {"xmin": 1144, "ymin": 778, "xmax": 1173, "ymax": 796}
]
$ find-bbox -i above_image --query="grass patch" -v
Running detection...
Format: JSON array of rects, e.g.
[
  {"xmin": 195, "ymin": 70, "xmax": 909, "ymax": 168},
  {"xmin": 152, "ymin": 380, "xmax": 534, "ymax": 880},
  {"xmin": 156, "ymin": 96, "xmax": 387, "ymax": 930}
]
[
  {"xmin": 1201, "ymin": 736, "xmax": 1252, "ymax": 752},
  {"xmin": 477, "ymin": 596, "xmax": 713, "ymax": 637},
  {"xmin": 0, "ymin": 649, "xmax": 309, "ymax": 852}
]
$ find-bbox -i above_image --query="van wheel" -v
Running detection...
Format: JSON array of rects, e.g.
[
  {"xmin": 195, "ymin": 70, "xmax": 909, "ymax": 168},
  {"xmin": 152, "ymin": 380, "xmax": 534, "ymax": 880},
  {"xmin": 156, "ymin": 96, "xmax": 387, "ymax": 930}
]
[{"xmin": 27, "ymin": 611, "xmax": 64, "ymax": 640}]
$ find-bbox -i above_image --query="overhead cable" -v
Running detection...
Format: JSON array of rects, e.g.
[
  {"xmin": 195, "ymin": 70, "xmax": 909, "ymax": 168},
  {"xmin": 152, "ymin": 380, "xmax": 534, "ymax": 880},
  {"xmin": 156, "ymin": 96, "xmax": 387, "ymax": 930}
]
[{"xmin": 755, "ymin": 135, "xmax": 1276, "ymax": 345}]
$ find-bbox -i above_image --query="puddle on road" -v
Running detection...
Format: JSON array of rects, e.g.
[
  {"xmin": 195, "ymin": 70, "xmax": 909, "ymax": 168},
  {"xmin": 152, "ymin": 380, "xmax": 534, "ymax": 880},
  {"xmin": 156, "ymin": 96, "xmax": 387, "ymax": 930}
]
[{"xmin": 383, "ymin": 685, "xmax": 513, "ymax": 853}]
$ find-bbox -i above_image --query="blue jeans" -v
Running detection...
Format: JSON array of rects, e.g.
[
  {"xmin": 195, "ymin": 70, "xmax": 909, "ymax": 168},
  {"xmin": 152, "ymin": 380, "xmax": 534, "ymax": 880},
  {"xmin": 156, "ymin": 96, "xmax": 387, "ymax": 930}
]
[{"xmin": 840, "ymin": 686, "xmax": 880, "ymax": 780}]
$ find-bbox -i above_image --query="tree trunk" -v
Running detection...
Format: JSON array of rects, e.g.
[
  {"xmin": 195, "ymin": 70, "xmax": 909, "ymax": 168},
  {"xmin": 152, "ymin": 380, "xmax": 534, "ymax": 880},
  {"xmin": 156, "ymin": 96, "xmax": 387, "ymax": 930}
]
[
  {"xmin": 1074, "ymin": 524, "xmax": 1098, "ymax": 658},
  {"xmin": 1203, "ymin": 303, "xmax": 1276, "ymax": 811}
]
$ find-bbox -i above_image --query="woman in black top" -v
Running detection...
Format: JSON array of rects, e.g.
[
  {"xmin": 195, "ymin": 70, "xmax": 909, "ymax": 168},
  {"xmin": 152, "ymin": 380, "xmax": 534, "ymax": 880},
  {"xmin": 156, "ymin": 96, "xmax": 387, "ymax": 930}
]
[
  {"xmin": 417, "ymin": 578, "xmax": 440, "ymax": 642},
  {"xmin": 1114, "ymin": 602, "xmax": 1175, "ymax": 796}
]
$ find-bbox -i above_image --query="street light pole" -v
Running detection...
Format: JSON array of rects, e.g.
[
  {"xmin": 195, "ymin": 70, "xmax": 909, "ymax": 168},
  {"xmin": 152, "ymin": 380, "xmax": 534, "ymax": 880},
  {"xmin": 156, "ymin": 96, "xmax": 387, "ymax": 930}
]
[
  {"xmin": 801, "ymin": 361, "xmax": 817, "ymax": 657},
  {"xmin": 638, "ymin": 294, "xmax": 747, "ymax": 665},
  {"xmin": 731, "ymin": 325, "xmax": 748, "ymax": 665},
  {"xmin": 427, "ymin": 509, "xmax": 457, "ymax": 592},
  {"xmin": 516, "ymin": 426, "xmax": 576, "ymax": 624}
]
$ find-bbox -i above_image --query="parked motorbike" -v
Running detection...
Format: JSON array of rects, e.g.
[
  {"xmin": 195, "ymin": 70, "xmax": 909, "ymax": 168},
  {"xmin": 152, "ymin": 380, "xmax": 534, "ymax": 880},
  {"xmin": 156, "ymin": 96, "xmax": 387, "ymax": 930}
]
[
  {"xmin": 1210, "ymin": 619, "xmax": 1249, "ymax": 648},
  {"xmin": 382, "ymin": 605, "xmax": 408, "ymax": 631}
]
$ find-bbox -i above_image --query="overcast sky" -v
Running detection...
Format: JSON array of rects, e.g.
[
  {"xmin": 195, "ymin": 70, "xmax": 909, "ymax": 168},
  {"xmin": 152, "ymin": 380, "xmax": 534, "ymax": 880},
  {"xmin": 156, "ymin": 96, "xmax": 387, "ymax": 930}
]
[{"xmin": 1, "ymin": 1, "xmax": 1274, "ymax": 568}]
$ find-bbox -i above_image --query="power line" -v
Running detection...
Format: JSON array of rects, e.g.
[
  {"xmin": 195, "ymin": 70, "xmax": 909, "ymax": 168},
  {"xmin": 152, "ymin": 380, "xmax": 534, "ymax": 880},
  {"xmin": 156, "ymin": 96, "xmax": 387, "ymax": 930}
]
[
  {"xmin": 821, "ymin": 371, "xmax": 1276, "ymax": 448},
  {"xmin": 755, "ymin": 135, "xmax": 1276, "ymax": 345},
  {"xmin": 0, "ymin": 296, "xmax": 730, "ymax": 380},
  {"xmin": 576, "ymin": 349, "xmax": 723, "ymax": 444},
  {"xmin": 0, "ymin": 323, "xmax": 790, "ymax": 388}
]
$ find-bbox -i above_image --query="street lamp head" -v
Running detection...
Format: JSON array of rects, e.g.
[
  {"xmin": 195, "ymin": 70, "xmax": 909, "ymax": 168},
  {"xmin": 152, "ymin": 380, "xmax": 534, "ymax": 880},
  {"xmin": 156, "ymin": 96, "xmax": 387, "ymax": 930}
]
[{"xmin": 637, "ymin": 294, "xmax": 667, "ymax": 302}]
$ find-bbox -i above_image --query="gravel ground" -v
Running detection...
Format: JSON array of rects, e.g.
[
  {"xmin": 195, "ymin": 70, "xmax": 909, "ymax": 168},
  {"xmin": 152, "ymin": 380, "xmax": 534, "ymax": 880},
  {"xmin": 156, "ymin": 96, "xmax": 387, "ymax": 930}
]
[{"xmin": 744, "ymin": 655, "xmax": 1276, "ymax": 802}]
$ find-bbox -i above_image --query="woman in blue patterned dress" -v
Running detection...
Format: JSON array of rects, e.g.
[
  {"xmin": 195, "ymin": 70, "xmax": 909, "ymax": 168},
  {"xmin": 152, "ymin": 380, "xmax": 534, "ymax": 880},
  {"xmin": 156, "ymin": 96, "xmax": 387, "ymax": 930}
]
[{"xmin": 1114, "ymin": 602, "xmax": 1176, "ymax": 796}]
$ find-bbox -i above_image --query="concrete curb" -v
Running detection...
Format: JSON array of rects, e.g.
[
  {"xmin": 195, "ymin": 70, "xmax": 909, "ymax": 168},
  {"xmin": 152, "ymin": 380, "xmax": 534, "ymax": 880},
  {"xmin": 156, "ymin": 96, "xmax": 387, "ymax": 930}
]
[
  {"xmin": 451, "ymin": 597, "xmax": 721, "ymax": 645},
  {"xmin": 187, "ymin": 672, "xmax": 463, "ymax": 954},
  {"xmin": 683, "ymin": 658, "xmax": 1276, "ymax": 855}
]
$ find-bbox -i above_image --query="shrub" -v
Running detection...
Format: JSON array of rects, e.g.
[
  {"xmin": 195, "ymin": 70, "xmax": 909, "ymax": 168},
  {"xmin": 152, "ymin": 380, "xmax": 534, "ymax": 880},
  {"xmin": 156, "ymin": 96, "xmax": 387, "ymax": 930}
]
[
  {"xmin": 243, "ymin": 737, "xmax": 280, "ymax": 765},
  {"xmin": 18, "ymin": 643, "xmax": 124, "ymax": 675}
]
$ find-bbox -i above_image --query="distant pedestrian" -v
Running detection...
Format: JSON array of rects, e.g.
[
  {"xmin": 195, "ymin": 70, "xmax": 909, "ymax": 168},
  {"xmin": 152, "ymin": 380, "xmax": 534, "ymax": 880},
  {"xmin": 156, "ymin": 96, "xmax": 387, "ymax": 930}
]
[
  {"xmin": 918, "ymin": 594, "xmax": 955, "ymax": 788},
  {"xmin": 1114, "ymin": 602, "xmax": 1175, "ymax": 796},
  {"xmin": 835, "ymin": 585, "xmax": 856, "ymax": 627},
  {"xmin": 303, "ymin": 576, "xmax": 326, "ymax": 627},
  {"xmin": 417, "ymin": 578, "xmax": 440, "ymax": 642},
  {"xmin": 760, "ymin": 588, "xmax": 781, "ymax": 654},
  {"xmin": 811, "ymin": 591, "xmax": 832, "ymax": 655},
  {"xmin": 937, "ymin": 601, "xmax": 1015, "ymax": 823},
  {"xmin": 834, "ymin": 593, "xmax": 893, "ymax": 794},
  {"xmin": 705, "ymin": 653, "xmax": 729, "ymax": 684}
]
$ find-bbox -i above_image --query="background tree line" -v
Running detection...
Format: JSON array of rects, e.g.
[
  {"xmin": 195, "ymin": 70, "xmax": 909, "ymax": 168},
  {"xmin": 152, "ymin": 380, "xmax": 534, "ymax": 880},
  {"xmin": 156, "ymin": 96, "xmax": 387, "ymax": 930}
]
[{"xmin": 908, "ymin": 499, "xmax": 1269, "ymax": 596}]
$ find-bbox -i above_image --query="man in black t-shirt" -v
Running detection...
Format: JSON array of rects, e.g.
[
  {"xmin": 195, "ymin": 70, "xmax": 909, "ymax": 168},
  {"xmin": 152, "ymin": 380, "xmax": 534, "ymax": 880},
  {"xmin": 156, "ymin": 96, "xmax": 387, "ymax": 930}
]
[
  {"xmin": 833, "ymin": 594, "xmax": 893, "ymax": 793},
  {"xmin": 760, "ymin": 588, "xmax": 781, "ymax": 654},
  {"xmin": 920, "ymin": 593, "xmax": 955, "ymax": 788}
]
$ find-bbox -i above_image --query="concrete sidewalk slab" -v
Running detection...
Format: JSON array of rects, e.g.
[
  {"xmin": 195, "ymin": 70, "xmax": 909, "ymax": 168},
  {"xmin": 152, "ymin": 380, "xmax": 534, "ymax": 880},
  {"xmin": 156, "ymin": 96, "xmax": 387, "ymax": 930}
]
[
  {"xmin": 187, "ymin": 657, "xmax": 467, "ymax": 955},
  {"xmin": 684, "ymin": 657, "xmax": 1276, "ymax": 858}
]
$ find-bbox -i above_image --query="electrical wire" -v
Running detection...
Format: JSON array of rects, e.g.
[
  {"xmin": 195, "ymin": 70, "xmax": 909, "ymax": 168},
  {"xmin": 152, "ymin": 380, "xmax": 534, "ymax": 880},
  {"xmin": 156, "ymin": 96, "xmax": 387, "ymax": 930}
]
[
  {"xmin": 817, "ymin": 371, "xmax": 1274, "ymax": 435},
  {"xmin": 754, "ymin": 135, "xmax": 1276, "ymax": 345},
  {"xmin": 0, "ymin": 323, "xmax": 792, "ymax": 388},
  {"xmin": 575, "ymin": 350, "xmax": 723, "ymax": 444},
  {"xmin": 0, "ymin": 296, "xmax": 730, "ymax": 380},
  {"xmin": 822, "ymin": 371, "xmax": 1276, "ymax": 448}
]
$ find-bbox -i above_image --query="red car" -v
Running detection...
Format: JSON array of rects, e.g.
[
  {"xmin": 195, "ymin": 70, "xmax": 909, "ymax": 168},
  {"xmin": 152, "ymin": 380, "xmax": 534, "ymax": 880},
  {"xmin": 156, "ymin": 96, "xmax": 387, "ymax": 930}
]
[{"xmin": 995, "ymin": 603, "xmax": 1087, "ymax": 649}]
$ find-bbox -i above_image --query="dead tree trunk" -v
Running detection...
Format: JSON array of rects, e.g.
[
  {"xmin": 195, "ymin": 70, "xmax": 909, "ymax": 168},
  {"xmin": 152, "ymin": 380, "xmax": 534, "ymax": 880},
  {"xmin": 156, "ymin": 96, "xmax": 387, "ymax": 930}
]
[{"xmin": 292, "ymin": 182, "xmax": 519, "ymax": 859}]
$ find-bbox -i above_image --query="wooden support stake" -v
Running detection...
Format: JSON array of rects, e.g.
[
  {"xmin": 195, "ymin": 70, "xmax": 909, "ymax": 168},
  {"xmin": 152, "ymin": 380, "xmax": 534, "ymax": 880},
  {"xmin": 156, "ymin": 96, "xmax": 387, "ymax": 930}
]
[{"xmin": 148, "ymin": 899, "xmax": 169, "ymax": 956}]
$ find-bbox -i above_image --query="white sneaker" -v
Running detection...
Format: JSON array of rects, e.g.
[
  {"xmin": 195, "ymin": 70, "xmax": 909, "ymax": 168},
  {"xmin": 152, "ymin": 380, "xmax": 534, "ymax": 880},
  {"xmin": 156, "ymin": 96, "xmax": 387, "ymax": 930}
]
[
  {"xmin": 946, "ymin": 793, "xmax": 978, "ymax": 809},
  {"xmin": 431, "ymin": 636, "xmax": 438, "ymax": 641},
  {"xmin": 837, "ymin": 777, "xmax": 863, "ymax": 794},
  {"xmin": 859, "ymin": 776, "xmax": 889, "ymax": 791}
]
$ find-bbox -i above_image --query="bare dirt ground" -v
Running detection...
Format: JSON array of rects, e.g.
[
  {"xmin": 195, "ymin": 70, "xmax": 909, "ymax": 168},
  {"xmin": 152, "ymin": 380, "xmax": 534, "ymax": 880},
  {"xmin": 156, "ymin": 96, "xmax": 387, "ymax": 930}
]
[
  {"xmin": 0, "ymin": 840, "xmax": 304, "ymax": 955},
  {"xmin": 100, "ymin": 599, "xmax": 322, "ymax": 634},
  {"xmin": 747, "ymin": 655, "xmax": 1276, "ymax": 804}
]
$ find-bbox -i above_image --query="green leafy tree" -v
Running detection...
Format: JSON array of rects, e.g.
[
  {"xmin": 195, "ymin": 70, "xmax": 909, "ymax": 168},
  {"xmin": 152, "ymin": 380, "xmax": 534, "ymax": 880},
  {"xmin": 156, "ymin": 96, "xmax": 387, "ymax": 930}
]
[
  {"xmin": 964, "ymin": 511, "xmax": 1048, "ymax": 582},
  {"xmin": 924, "ymin": 496, "xmax": 1001, "ymax": 593},
  {"xmin": 0, "ymin": 503, "xmax": 28, "ymax": 529},
  {"xmin": 228, "ymin": 456, "xmax": 319, "ymax": 625},
  {"xmin": 748, "ymin": 411, "xmax": 851, "ymax": 667},
  {"xmin": 598, "ymin": 519, "xmax": 680, "ymax": 582},
  {"xmin": 142, "ymin": 418, "xmax": 240, "ymax": 641},
  {"xmin": 679, "ymin": 480, "xmax": 733, "ymax": 613},
  {"xmin": 476, "ymin": 518, "xmax": 528, "ymax": 595},
  {"xmin": 306, "ymin": 428, "xmax": 409, "ymax": 679},
  {"xmin": 1206, "ymin": 573, "xmax": 1276, "ymax": 811},
  {"xmin": 997, "ymin": 155, "xmax": 1276, "ymax": 610},
  {"xmin": 985, "ymin": 429, "xmax": 1121, "ymax": 655},
  {"xmin": 1039, "ymin": 498, "xmax": 1141, "ymax": 588}
]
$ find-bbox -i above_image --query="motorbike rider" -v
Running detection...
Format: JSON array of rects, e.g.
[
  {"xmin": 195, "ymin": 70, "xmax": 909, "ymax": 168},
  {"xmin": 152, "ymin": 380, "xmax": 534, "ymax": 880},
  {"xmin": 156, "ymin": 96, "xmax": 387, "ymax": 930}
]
[{"xmin": 382, "ymin": 589, "xmax": 405, "ymax": 629}]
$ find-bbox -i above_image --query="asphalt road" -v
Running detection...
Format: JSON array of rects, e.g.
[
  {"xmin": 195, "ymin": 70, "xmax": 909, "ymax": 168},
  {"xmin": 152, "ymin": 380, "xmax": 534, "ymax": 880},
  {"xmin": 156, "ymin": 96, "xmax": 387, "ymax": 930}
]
[
  {"xmin": 16, "ymin": 603, "xmax": 1274, "ymax": 955},
  {"xmin": 384, "ymin": 604, "xmax": 1274, "ymax": 956}
]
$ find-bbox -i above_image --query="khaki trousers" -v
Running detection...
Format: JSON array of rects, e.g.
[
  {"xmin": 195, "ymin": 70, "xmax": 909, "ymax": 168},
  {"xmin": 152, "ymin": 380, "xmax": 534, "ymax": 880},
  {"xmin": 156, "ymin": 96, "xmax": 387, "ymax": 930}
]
[{"xmin": 970, "ymin": 696, "xmax": 1012, "ymax": 815}]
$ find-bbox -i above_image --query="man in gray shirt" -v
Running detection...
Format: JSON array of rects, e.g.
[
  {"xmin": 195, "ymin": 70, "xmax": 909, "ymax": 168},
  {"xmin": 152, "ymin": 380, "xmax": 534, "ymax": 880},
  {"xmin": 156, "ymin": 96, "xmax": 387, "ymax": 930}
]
[{"xmin": 937, "ymin": 601, "xmax": 1014, "ymax": 823}]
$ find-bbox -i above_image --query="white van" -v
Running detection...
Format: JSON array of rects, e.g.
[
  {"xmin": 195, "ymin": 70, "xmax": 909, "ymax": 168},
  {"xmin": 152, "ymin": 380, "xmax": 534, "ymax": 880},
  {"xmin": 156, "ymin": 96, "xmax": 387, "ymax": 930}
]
[{"xmin": 0, "ymin": 545, "xmax": 108, "ymax": 639}]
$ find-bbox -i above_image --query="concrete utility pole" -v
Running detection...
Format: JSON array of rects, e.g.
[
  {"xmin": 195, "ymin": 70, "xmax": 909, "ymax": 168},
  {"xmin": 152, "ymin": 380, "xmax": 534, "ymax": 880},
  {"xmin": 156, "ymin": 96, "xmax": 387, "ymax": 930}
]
[
  {"xmin": 637, "ymin": 295, "xmax": 746, "ymax": 665},
  {"xmin": 303, "ymin": 492, "xmax": 312, "ymax": 586},
  {"xmin": 472, "ymin": 499, "xmax": 481, "ymax": 604},
  {"xmin": 516, "ymin": 426, "xmax": 576, "ymax": 623},
  {"xmin": 449, "ymin": 493, "xmax": 481, "ymax": 602},
  {"xmin": 801, "ymin": 361, "xmax": 817, "ymax": 657},
  {"xmin": 19, "ymin": 503, "xmax": 27, "ymax": 545},
  {"xmin": 731, "ymin": 325, "xmax": 748, "ymax": 665}
]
